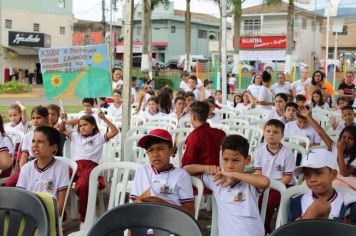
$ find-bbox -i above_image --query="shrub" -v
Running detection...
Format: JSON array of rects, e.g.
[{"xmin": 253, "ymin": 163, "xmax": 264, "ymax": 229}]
[
  {"xmin": 0, "ymin": 81, "xmax": 32, "ymax": 94},
  {"xmin": 153, "ymin": 77, "xmax": 173, "ymax": 90}
]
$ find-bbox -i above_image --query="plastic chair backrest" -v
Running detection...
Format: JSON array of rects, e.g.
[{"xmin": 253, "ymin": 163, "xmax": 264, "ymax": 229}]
[
  {"xmin": 126, "ymin": 126, "xmax": 156, "ymax": 137},
  {"xmin": 54, "ymin": 156, "xmax": 78, "ymax": 223},
  {"xmin": 230, "ymin": 125, "xmax": 263, "ymax": 154},
  {"xmin": 4, "ymin": 127, "xmax": 24, "ymax": 145},
  {"xmin": 0, "ymin": 187, "xmax": 49, "ymax": 235},
  {"xmin": 147, "ymin": 116, "xmax": 179, "ymax": 126},
  {"xmin": 123, "ymin": 135, "xmax": 145, "ymax": 163},
  {"xmin": 145, "ymin": 121, "xmax": 177, "ymax": 131},
  {"xmin": 87, "ymin": 203, "xmax": 203, "ymax": 236},
  {"xmin": 190, "ymin": 176, "xmax": 204, "ymax": 220},
  {"xmin": 283, "ymin": 134, "xmax": 310, "ymax": 152},
  {"xmin": 271, "ymin": 219, "xmax": 356, "ymax": 236},
  {"xmin": 281, "ymin": 142, "xmax": 307, "ymax": 166},
  {"xmin": 312, "ymin": 113, "xmax": 329, "ymax": 129},
  {"xmin": 81, "ymin": 162, "xmax": 140, "ymax": 235},
  {"xmin": 220, "ymin": 118, "xmax": 249, "ymax": 126},
  {"xmin": 260, "ymin": 180, "xmax": 287, "ymax": 225}
]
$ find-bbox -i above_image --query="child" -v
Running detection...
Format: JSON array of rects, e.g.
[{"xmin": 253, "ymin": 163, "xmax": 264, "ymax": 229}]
[
  {"xmin": 285, "ymin": 106, "xmax": 321, "ymax": 146},
  {"xmin": 140, "ymin": 96, "xmax": 165, "ymax": 121},
  {"xmin": 178, "ymin": 92, "xmax": 195, "ymax": 128},
  {"xmin": 279, "ymin": 102, "xmax": 298, "ymax": 124},
  {"xmin": 5, "ymin": 101, "xmax": 27, "ymax": 133},
  {"xmin": 0, "ymin": 115, "xmax": 14, "ymax": 178},
  {"xmin": 310, "ymin": 89, "xmax": 330, "ymax": 110},
  {"xmin": 233, "ymin": 94, "xmax": 242, "ymax": 108},
  {"xmin": 235, "ymin": 91, "xmax": 256, "ymax": 113},
  {"xmin": 214, "ymin": 90, "xmax": 223, "ymax": 107},
  {"xmin": 169, "ymin": 96, "xmax": 186, "ymax": 121},
  {"xmin": 206, "ymin": 97, "xmax": 221, "ymax": 124},
  {"xmin": 130, "ymin": 129, "xmax": 195, "ymax": 216},
  {"xmin": 131, "ymin": 76, "xmax": 138, "ymax": 104},
  {"xmin": 108, "ymin": 89, "xmax": 123, "ymax": 122},
  {"xmin": 295, "ymin": 94, "xmax": 307, "ymax": 107},
  {"xmin": 254, "ymin": 119, "xmax": 296, "ymax": 233},
  {"xmin": 257, "ymin": 71, "xmax": 274, "ymax": 110},
  {"xmin": 334, "ymin": 97, "xmax": 349, "ymax": 111},
  {"xmin": 16, "ymin": 126, "xmax": 69, "ymax": 216},
  {"xmin": 60, "ymin": 110, "xmax": 118, "ymax": 223},
  {"xmin": 68, "ymin": 98, "xmax": 100, "ymax": 126},
  {"xmin": 181, "ymin": 101, "xmax": 226, "ymax": 168},
  {"xmin": 188, "ymin": 75, "xmax": 204, "ymax": 101},
  {"xmin": 47, "ymin": 104, "xmax": 61, "ymax": 129},
  {"xmin": 289, "ymin": 148, "xmax": 356, "ymax": 222},
  {"xmin": 330, "ymin": 106, "xmax": 355, "ymax": 131},
  {"xmin": 203, "ymin": 79, "xmax": 212, "ymax": 99},
  {"xmin": 265, "ymin": 93, "xmax": 288, "ymax": 121},
  {"xmin": 184, "ymin": 135, "xmax": 270, "ymax": 236}
]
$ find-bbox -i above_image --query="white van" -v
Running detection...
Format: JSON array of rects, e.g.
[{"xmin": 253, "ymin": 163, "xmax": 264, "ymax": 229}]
[{"xmin": 178, "ymin": 55, "xmax": 206, "ymax": 70}]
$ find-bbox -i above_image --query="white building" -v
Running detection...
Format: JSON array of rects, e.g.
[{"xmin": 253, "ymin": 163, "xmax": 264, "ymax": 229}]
[{"xmin": 0, "ymin": 0, "xmax": 73, "ymax": 83}]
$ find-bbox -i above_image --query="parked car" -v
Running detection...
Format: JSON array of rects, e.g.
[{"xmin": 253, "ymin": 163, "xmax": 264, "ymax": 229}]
[
  {"xmin": 166, "ymin": 59, "xmax": 179, "ymax": 69},
  {"xmin": 228, "ymin": 61, "xmax": 255, "ymax": 73},
  {"xmin": 178, "ymin": 55, "xmax": 207, "ymax": 70},
  {"xmin": 263, "ymin": 61, "xmax": 308, "ymax": 73},
  {"xmin": 132, "ymin": 56, "xmax": 166, "ymax": 69},
  {"xmin": 113, "ymin": 59, "xmax": 123, "ymax": 68}
]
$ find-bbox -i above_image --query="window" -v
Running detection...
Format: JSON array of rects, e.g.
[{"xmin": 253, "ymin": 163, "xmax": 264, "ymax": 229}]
[
  {"xmin": 136, "ymin": 26, "xmax": 141, "ymax": 37},
  {"xmin": 333, "ymin": 25, "xmax": 348, "ymax": 35},
  {"xmin": 171, "ymin": 26, "xmax": 176, "ymax": 33},
  {"xmin": 137, "ymin": 12, "xmax": 142, "ymax": 17},
  {"xmin": 311, "ymin": 19, "xmax": 316, "ymax": 32},
  {"xmin": 302, "ymin": 18, "xmax": 307, "ymax": 29},
  {"xmin": 244, "ymin": 19, "xmax": 261, "ymax": 33},
  {"xmin": 5, "ymin": 19, "xmax": 12, "ymax": 28},
  {"xmin": 60, "ymin": 26, "xmax": 65, "ymax": 35},
  {"xmin": 198, "ymin": 30, "xmax": 207, "ymax": 39},
  {"xmin": 58, "ymin": 0, "xmax": 65, "ymax": 8},
  {"xmin": 33, "ymin": 23, "xmax": 40, "ymax": 32},
  {"xmin": 319, "ymin": 22, "xmax": 323, "ymax": 32},
  {"xmin": 209, "ymin": 32, "xmax": 217, "ymax": 40}
]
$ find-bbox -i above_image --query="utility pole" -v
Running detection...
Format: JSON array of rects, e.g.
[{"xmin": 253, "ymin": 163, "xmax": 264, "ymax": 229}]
[
  {"xmin": 221, "ymin": 0, "xmax": 227, "ymax": 104},
  {"xmin": 121, "ymin": 0, "xmax": 134, "ymax": 160},
  {"xmin": 102, "ymin": 0, "xmax": 106, "ymax": 38}
]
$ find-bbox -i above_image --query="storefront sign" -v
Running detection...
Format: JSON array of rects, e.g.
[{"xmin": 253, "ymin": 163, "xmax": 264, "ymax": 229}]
[
  {"xmin": 8, "ymin": 31, "xmax": 51, "ymax": 47},
  {"xmin": 240, "ymin": 36, "xmax": 287, "ymax": 49},
  {"xmin": 240, "ymin": 50, "xmax": 286, "ymax": 61}
]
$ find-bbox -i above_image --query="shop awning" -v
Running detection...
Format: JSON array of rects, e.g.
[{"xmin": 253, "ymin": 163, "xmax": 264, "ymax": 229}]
[{"xmin": 5, "ymin": 46, "xmax": 38, "ymax": 55}]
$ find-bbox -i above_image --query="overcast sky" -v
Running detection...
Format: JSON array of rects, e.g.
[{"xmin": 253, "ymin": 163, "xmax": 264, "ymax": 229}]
[{"xmin": 73, "ymin": 0, "xmax": 356, "ymax": 21}]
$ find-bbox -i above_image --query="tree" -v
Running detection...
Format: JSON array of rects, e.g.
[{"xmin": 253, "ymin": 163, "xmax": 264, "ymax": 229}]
[
  {"xmin": 264, "ymin": 0, "xmax": 295, "ymax": 74},
  {"xmin": 184, "ymin": 0, "xmax": 192, "ymax": 72},
  {"xmin": 141, "ymin": 0, "xmax": 169, "ymax": 77}
]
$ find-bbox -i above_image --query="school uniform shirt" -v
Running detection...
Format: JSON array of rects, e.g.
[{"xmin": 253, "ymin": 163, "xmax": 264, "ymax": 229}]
[
  {"xmin": 112, "ymin": 79, "xmax": 123, "ymax": 90},
  {"xmin": 5, "ymin": 121, "xmax": 28, "ymax": 134},
  {"xmin": 0, "ymin": 135, "xmax": 14, "ymax": 155},
  {"xmin": 108, "ymin": 103, "xmax": 122, "ymax": 121},
  {"xmin": 271, "ymin": 82, "xmax": 291, "ymax": 95},
  {"xmin": 208, "ymin": 113, "xmax": 221, "ymax": 124},
  {"xmin": 235, "ymin": 103, "xmax": 252, "ymax": 114},
  {"xmin": 17, "ymin": 158, "xmax": 69, "ymax": 198},
  {"xmin": 131, "ymin": 87, "xmax": 137, "ymax": 103},
  {"xmin": 265, "ymin": 109, "xmax": 284, "ymax": 121},
  {"xmin": 178, "ymin": 112, "xmax": 192, "ymax": 128},
  {"xmin": 20, "ymin": 130, "xmax": 34, "ymax": 157},
  {"xmin": 247, "ymin": 84, "xmax": 261, "ymax": 98},
  {"xmin": 205, "ymin": 88, "xmax": 211, "ymax": 99},
  {"xmin": 192, "ymin": 88, "xmax": 201, "ymax": 101},
  {"xmin": 141, "ymin": 110, "xmax": 165, "ymax": 120},
  {"xmin": 336, "ymin": 122, "xmax": 356, "ymax": 131},
  {"xmin": 254, "ymin": 144, "xmax": 296, "ymax": 185},
  {"xmin": 0, "ymin": 138, "xmax": 9, "ymax": 154},
  {"xmin": 181, "ymin": 123, "xmax": 226, "ymax": 167},
  {"xmin": 69, "ymin": 132, "xmax": 108, "ymax": 163},
  {"xmin": 285, "ymin": 120, "xmax": 321, "ymax": 145},
  {"xmin": 257, "ymin": 86, "xmax": 273, "ymax": 110},
  {"xmin": 291, "ymin": 78, "xmax": 311, "ymax": 95},
  {"xmin": 130, "ymin": 164, "xmax": 194, "ymax": 206},
  {"xmin": 278, "ymin": 116, "xmax": 295, "ymax": 125},
  {"xmin": 179, "ymin": 81, "xmax": 190, "ymax": 92},
  {"xmin": 301, "ymin": 189, "xmax": 344, "ymax": 220},
  {"xmin": 309, "ymin": 102, "xmax": 330, "ymax": 110},
  {"xmin": 202, "ymin": 174, "xmax": 264, "ymax": 236}
]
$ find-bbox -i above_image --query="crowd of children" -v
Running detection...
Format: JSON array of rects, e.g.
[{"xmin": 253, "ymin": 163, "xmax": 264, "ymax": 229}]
[{"xmin": 0, "ymin": 68, "xmax": 355, "ymax": 235}]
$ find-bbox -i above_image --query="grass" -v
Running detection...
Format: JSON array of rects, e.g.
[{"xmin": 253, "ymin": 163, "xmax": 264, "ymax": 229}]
[{"xmin": 0, "ymin": 106, "xmax": 82, "ymax": 123}]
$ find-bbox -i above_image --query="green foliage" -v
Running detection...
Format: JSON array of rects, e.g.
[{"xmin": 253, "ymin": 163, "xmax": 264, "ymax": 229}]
[
  {"xmin": 0, "ymin": 81, "xmax": 32, "ymax": 94},
  {"xmin": 153, "ymin": 77, "xmax": 174, "ymax": 90}
]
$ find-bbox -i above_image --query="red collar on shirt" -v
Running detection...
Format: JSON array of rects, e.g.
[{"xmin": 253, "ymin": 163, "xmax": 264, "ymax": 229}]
[
  {"xmin": 230, "ymin": 179, "xmax": 241, "ymax": 188},
  {"xmin": 34, "ymin": 158, "xmax": 56, "ymax": 173},
  {"xmin": 266, "ymin": 143, "xmax": 283, "ymax": 156},
  {"xmin": 151, "ymin": 164, "xmax": 175, "ymax": 175},
  {"xmin": 312, "ymin": 189, "xmax": 338, "ymax": 203}
]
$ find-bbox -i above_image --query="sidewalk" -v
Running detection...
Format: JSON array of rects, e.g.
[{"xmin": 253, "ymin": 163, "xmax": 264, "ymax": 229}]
[{"xmin": 0, "ymin": 86, "xmax": 44, "ymax": 98}]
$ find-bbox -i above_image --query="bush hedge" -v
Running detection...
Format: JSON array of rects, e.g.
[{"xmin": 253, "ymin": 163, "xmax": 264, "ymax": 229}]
[
  {"xmin": 0, "ymin": 81, "xmax": 32, "ymax": 94},
  {"xmin": 153, "ymin": 77, "xmax": 174, "ymax": 90}
]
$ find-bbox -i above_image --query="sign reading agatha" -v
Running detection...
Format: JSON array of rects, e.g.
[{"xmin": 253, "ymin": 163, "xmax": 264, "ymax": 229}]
[{"xmin": 240, "ymin": 36, "xmax": 287, "ymax": 49}]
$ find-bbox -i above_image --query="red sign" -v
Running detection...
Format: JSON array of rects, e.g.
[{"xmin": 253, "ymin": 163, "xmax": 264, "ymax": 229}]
[
  {"xmin": 72, "ymin": 32, "xmax": 103, "ymax": 46},
  {"xmin": 240, "ymin": 36, "xmax": 287, "ymax": 49}
]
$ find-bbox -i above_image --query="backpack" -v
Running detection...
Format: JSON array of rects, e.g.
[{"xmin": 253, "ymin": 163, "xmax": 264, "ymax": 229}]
[{"xmin": 288, "ymin": 194, "xmax": 356, "ymax": 223}]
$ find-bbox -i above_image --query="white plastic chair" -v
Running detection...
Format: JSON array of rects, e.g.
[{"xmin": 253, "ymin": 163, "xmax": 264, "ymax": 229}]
[
  {"xmin": 68, "ymin": 161, "xmax": 140, "ymax": 236},
  {"xmin": 190, "ymin": 176, "xmax": 204, "ymax": 220},
  {"xmin": 230, "ymin": 125, "xmax": 263, "ymax": 154},
  {"xmin": 220, "ymin": 118, "xmax": 249, "ymax": 126},
  {"xmin": 214, "ymin": 110, "xmax": 237, "ymax": 120},
  {"xmin": 4, "ymin": 128, "xmax": 24, "ymax": 167},
  {"xmin": 126, "ymin": 126, "xmax": 156, "ymax": 137},
  {"xmin": 176, "ymin": 138, "xmax": 187, "ymax": 167},
  {"xmin": 281, "ymin": 142, "xmax": 307, "ymax": 166},
  {"xmin": 312, "ymin": 113, "xmax": 330, "ymax": 130},
  {"xmin": 209, "ymin": 123, "xmax": 229, "ymax": 133},
  {"xmin": 283, "ymin": 134, "xmax": 310, "ymax": 152},
  {"xmin": 147, "ymin": 116, "xmax": 179, "ymax": 127},
  {"xmin": 145, "ymin": 121, "xmax": 177, "ymax": 131},
  {"xmin": 123, "ymin": 135, "xmax": 145, "ymax": 163},
  {"xmin": 326, "ymin": 129, "xmax": 341, "ymax": 143},
  {"xmin": 210, "ymin": 195, "xmax": 219, "ymax": 236}
]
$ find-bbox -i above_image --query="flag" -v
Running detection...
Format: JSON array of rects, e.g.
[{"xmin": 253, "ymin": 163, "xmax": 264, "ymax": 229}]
[
  {"xmin": 39, "ymin": 44, "xmax": 112, "ymax": 100},
  {"xmin": 274, "ymin": 63, "xmax": 278, "ymax": 83},
  {"xmin": 213, "ymin": 58, "xmax": 218, "ymax": 90}
]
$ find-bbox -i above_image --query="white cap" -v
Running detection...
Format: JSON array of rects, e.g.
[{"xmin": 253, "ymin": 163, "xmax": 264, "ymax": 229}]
[{"xmin": 293, "ymin": 148, "xmax": 337, "ymax": 175}]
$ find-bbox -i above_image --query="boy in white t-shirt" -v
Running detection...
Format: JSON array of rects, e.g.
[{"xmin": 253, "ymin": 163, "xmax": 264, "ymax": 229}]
[
  {"xmin": 285, "ymin": 106, "xmax": 321, "ymax": 146},
  {"xmin": 289, "ymin": 149, "xmax": 356, "ymax": 223},
  {"xmin": 17, "ymin": 126, "xmax": 69, "ymax": 216},
  {"xmin": 130, "ymin": 129, "xmax": 195, "ymax": 216},
  {"xmin": 184, "ymin": 135, "xmax": 269, "ymax": 236},
  {"xmin": 107, "ymin": 89, "xmax": 123, "ymax": 122},
  {"xmin": 254, "ymin": 119, "xmax": 296, "ymax": 233}
]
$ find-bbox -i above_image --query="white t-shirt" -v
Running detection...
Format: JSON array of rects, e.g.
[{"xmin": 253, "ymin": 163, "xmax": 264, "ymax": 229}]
[
  {"xmin": 254, "ymin": 144, "xmax": 296, "ymax": 185},
  {"xmin": 291, "ymin": 78, "xmax": 311, "ymax": 95},
  {"xmin": 257, "ymin": 86, "xmax": 273, "ymax": 110},
  {"xmin": 228, "ymin": 77, "xmax": 237, "ymax": 86},
  {"xmin": 192, "ymin": 88, "xmax": 201, "ymax": 101},
  {"xmin": 247, "ymin": 84, "xmax": 261, "ymax": 98},
  {"xmin": 205, "ymin": 88, "xmax": 211, "ymax": 99},
  {"xmin": 21, "ymin": 130, "xmax": 34, "ymax": 157},
  {"xmin": 235, "ymin": 103, "xmax": 251, "ymax": 113},
  {"xmin": 285, "ymin": 121, "xmax": 321, "ymax": 145},
  {"xmin": 17, "ymin": 158, "xmax": 69, "ymax": 198},
  {"xmin": 208, "ymin": 113, "xmax": 221, "ymax": 124},
  {"xmin": 202, "ymin": 174, "xmax": 264, "ymax": 236},
  {"xmin": 108, "ymin": 103, "xmax": 122, "ymax": 121},
  {"xmin": 130, "ymin": 164, "xmax": 194, "ymax": 206},
  {"xmin": 335, "ymin": 122, "xmax": 356, "ymax": 131},
  {"xmin": 69, "ymin": 132, "xmax": 108, "ymax": 163},
  {"xmin": 0, "ymin": 135, "xmax": 14, "ymax": 155},
  {"xmin": 131, "ymin": 87, "xmax": 137, "ymax": 103},
  {"xmin": 112, "ymin": 79, "xmax": 123, "ymax": 90},
  {"xmin": 271, "ymin": 82, "xmax": 291, "ymax": 95},
  {"xmin": 265, "ymin": 109, "xmax": 284, "ymax": 121},
  {"xmin": 301, "ymin": 190, "xmax": 344, "ymax": 220},
  {"xmin": 141, "ymin": 110, "xmax": 165, "ymax": 120},
  {"xmin": 180, "ymin": 80, "xmax": 203, "ymax": 92},
  {"xmin": 310, "ymin": 103, "xmax": 330, "ymax": 110},
  {"xmin": 5, "ymin": 121, "xmax": 28, "ymax": 134}
]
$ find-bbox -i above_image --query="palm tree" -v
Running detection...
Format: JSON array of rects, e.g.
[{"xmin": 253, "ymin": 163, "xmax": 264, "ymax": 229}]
[
  {"xmin": 141, "ymin": 0, "xmax": 169, "ymax": 76},
  {"xmin": 264, "ymin": 0, "xmax": 295, "ymax": 73},
  {"xmin": 184, "ymin": 0, "xmax": 191, "ymax": 72}
]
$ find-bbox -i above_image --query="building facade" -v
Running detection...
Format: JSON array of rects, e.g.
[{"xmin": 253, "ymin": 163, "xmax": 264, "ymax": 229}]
[
  {"xmin": 0, "ymin": 0, "xmax": 73, "ymax": 83},
  {"xmin": 116, "ymin": 2, "xmax": 222, "ymax": 63}
]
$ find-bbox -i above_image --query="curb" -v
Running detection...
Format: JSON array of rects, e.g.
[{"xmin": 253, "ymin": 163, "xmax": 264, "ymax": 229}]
[{"xmin": 0, "ymin": 88, "xmax": 44, "ymax": 98}]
